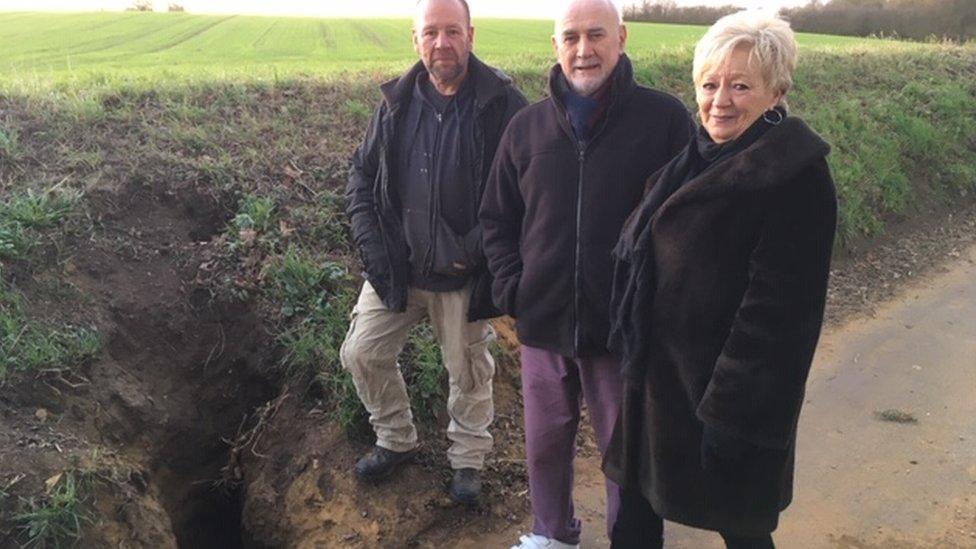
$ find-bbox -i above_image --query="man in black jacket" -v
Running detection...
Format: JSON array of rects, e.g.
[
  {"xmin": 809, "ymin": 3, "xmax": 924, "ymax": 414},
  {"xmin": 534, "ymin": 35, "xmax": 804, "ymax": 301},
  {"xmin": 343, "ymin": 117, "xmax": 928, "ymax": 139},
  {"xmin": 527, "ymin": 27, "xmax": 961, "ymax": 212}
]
[
  {"xmin": 341, "ymin": 0, "xmax": 527, "ymax": 505},
  {"xmin": 480, "ymin": 0, "xmax": 693, "ymax": 546}
]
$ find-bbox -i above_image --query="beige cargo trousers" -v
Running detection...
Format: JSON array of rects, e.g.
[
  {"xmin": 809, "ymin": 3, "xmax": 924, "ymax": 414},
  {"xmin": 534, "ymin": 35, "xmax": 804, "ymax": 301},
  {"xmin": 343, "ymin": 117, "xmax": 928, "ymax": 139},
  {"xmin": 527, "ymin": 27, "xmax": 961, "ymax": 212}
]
[{"xmin": 340, "ymin": 281, "xmax": 495, "ymax": 470}]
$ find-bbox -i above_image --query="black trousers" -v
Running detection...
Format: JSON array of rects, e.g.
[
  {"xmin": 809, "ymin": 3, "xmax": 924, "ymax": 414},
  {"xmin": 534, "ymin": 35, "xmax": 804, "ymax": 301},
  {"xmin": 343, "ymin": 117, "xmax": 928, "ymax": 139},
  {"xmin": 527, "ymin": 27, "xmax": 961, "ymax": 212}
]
[{"xmin": 610, "ymin": 487, "xmax": 775, "ymax": 549}]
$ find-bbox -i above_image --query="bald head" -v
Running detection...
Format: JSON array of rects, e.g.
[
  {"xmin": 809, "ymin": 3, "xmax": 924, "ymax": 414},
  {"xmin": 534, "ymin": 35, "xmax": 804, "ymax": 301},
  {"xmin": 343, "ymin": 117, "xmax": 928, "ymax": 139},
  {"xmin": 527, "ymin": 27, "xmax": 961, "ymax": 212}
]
[
  {"xmin": 415, "ymin": 0, "xmax": 471, "ymax": 30},
  {"xmin": 554, "ymin": 0, "xmax": 622, "ymax": 35},
  {"xmin": 552, "ymin": 0, "xmax": 627, "ymax": 96}
]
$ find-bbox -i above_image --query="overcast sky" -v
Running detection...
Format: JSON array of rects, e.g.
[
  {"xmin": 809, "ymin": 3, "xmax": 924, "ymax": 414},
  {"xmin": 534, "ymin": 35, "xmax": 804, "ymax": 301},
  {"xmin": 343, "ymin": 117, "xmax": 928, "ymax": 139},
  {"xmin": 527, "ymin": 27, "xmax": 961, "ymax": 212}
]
[{"xmin": 0, "ymin": 0, "xmax": 813, "ymax": 19}]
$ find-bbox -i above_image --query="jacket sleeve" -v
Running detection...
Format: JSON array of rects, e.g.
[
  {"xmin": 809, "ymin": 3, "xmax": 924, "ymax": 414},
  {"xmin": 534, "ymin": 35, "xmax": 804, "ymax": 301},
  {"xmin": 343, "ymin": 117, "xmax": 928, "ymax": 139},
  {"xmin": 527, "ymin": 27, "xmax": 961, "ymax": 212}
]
[
  {"xmin": 696, "ymin": 159, "xmax": 837, "ymax": 450},
  {"xmin": 346, "ymin": 101, "xmax": 391, "ymax": 288},
  {"xmin": 479, "ymin": 121, "xmax": 524, "ymax": 317},
  {"xmin": 462, "ymin": 86, "xmax": 530, "ymax": 267}
]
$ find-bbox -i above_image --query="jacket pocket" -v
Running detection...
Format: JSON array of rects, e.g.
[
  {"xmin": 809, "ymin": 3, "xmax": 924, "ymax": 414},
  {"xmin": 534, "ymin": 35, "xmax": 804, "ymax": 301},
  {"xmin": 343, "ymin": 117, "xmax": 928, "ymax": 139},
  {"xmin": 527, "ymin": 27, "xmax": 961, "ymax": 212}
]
[{"xmin": 430, "ymin": 222, "xmax": 471, "ymax": 277}]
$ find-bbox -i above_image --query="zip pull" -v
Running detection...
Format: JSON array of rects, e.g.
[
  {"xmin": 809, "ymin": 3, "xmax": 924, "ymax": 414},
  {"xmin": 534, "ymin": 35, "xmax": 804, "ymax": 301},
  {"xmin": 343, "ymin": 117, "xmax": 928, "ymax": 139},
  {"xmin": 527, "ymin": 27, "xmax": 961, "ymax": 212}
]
[{"xmin": 436, "ymin": 112, "xmax": 443, "ymax": 123}]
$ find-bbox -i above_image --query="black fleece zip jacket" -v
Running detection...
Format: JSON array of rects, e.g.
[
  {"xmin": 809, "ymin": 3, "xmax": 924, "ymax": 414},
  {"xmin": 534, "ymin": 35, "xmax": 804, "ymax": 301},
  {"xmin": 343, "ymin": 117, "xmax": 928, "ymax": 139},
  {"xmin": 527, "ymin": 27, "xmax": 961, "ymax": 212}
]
[
  {"xmin": 347, "ymin": 55, "xmax": 528, "ymax": 321},
  {"xmin": 480, "ymin": 55, "xmax": 693, "ymax": 357}
]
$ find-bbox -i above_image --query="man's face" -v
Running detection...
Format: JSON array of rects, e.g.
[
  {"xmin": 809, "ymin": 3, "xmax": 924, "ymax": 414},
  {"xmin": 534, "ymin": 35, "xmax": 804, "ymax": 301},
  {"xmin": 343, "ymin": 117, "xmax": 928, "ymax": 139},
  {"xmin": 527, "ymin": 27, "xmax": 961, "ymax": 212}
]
[
  {"xmin": 413, "ymin": 0, "xmax": 474, "ymax": 91},
  {"xmin": 552, "ymin": 0, "xmax": 627, "ymax": 96}
]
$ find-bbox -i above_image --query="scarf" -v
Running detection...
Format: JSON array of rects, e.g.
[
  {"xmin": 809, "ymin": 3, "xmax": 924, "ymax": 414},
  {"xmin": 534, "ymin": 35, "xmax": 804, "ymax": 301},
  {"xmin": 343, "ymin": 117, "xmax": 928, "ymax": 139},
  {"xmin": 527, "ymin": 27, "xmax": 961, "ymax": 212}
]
[{"xmin": 555, "ymin": 72, "xmax": 612, "ymax": 142}]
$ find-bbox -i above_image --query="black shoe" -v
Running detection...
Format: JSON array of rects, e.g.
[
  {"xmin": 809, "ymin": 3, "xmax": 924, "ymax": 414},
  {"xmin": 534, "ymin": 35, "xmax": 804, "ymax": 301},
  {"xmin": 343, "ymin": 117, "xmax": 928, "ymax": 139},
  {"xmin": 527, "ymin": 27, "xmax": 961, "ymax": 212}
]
[
  {"xmin": 449, "ymin": 468, "xmax": 481, "ymax": 505},
  {"xmin": 353, "ymin": 446, "xmax": 417, "ymax": 480}
]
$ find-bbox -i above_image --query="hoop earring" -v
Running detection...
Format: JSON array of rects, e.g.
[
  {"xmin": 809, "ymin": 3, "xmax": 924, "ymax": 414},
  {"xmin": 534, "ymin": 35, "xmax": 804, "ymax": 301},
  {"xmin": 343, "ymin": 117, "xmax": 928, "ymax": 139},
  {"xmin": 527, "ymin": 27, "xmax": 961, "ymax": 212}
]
[{"xmin": 762, "ymin": 108, "xmax": 784, "ymax": 125}]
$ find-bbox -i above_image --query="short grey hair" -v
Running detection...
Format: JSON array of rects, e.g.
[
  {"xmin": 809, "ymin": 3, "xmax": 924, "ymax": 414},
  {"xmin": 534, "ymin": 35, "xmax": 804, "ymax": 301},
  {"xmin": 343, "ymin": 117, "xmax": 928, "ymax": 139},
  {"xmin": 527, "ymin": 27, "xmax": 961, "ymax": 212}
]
[{"xmin": 693, "ymin": 11, "xmax": 797, "ymax": 98}]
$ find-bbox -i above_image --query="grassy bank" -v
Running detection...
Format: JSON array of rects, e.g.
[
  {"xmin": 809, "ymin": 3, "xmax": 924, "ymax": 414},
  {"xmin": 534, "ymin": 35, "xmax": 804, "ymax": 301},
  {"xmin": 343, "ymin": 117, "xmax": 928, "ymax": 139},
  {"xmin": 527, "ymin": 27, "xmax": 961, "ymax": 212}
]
[{"xmin": 2, "ymin": 42, "xmax": 972, "ymax": 238}]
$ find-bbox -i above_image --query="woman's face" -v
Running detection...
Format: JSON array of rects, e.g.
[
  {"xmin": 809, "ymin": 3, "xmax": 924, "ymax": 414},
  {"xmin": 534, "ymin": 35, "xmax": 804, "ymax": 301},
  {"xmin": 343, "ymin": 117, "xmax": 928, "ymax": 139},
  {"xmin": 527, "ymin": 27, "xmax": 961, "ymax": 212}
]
[{"xmin": 696, "ymin": 44, "xmax": 782, "ymax": 144}]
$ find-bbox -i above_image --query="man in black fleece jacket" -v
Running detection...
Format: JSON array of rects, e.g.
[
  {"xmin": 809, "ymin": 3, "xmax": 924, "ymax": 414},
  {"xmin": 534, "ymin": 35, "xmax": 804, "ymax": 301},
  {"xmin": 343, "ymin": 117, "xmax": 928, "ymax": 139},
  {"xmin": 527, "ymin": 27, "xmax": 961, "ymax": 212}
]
[
  {"xmin": 479, "ymin": 0, "xmax": 693, "ymax": 546},
  {"xmin": 342, "ymin": 0, "xmax": 527, "ymax": 505}
]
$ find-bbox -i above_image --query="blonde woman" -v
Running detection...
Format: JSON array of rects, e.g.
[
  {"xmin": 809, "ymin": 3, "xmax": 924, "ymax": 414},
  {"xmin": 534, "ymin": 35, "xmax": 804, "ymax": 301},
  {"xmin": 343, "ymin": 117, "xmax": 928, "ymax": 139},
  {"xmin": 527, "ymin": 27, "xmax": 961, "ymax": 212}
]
[{"xmin": 605, "ymin": 11, "xmax": 837, "ymax": 548}]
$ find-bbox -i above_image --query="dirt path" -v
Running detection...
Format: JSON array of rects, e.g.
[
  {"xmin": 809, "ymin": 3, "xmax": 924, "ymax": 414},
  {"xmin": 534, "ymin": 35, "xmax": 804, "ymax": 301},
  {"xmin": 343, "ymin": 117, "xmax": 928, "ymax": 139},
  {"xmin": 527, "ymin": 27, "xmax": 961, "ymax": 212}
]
[{"xmin": 469, "ymin": 242, "xmax": 976, "ymax": 549}]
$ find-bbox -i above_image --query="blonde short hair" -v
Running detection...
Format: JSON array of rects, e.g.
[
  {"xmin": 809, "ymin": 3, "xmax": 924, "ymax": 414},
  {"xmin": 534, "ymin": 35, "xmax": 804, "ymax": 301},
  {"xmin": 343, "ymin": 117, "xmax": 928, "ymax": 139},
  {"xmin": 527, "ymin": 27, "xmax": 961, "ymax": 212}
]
[{"xmin": 692, "ymin": 11, "xmax": 797, "ymax": 99}]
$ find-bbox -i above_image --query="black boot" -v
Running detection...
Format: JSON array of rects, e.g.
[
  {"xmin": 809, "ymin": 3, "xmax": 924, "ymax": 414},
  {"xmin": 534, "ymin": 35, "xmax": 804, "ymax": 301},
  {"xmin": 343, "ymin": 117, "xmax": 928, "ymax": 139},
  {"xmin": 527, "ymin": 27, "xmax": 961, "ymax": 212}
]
[
  {"xmin": 449, "ymin": 468, "xmax": 482, "ymax": 505},
  {"xmin": 353, "ymin": 446, "xmax": 418, "ymax": 480}
]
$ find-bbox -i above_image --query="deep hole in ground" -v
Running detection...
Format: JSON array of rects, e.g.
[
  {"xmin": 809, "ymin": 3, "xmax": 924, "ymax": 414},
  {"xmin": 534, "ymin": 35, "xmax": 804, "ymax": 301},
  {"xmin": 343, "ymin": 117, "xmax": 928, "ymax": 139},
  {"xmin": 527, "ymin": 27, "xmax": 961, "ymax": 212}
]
[{"xmin": 64, "ymin": 180, "xmax": 281, "ymax": 547}]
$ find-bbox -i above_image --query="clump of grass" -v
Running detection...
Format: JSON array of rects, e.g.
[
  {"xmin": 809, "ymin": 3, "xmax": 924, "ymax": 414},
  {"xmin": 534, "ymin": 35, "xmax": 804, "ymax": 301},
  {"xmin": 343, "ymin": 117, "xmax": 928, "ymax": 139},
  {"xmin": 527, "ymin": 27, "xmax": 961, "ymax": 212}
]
[
  {"xmin": 0, "ymin": 222, "xmax": 29, "ymax": 260},
  {"xmin": 224, "ymin": 194, "xmax": 283, "ymax": 261},
  {"xmin": 0, "ymin": 282, "xmax": 100, "ymax": 382},
  {"xmin": 0, "ymin": 188, "xmax": 81, "ymax": 261},
  {"xmin": 267, "ymin": 246, "xmax": 346, "ymax": 318},
  {"xmin": 343, "ymin": 99, "xmax": 371, "ymax": 119},
  {"xmin": 874, "ymin": 409, "xmax": 918, "ymax": 424},
  {"xmin": 0, "ymin": 126, "xmax": 19, "ymax": 157},
  {"xmin": 231, "ymin": 194, "xmax": 276, "ymax": 235},
  {"xmin": 14, "ymin": 473, "xmax": 91, "ymax": 548}
]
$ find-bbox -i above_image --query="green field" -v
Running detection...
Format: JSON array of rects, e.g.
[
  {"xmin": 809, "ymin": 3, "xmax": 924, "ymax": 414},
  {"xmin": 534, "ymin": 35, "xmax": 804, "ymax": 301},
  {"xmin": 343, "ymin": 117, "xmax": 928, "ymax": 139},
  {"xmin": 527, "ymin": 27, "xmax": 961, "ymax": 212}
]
[{"xmin": 0, "ymin": 11, "xmax": 873, "ymax": 85}]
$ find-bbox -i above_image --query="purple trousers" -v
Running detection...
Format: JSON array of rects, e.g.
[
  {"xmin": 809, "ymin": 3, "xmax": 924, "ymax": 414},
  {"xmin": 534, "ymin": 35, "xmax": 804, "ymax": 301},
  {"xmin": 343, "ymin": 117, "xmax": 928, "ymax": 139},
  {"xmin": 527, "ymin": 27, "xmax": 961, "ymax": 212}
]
[{"xmin": 520, "ymin": 344, "xmax": 623, "ymax": 545}]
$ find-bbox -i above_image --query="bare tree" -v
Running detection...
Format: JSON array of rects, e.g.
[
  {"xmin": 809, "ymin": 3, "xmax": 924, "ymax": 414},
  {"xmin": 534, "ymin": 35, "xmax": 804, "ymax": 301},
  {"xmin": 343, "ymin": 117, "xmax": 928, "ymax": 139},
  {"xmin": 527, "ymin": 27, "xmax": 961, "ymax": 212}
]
[
  {"xmin": 168, "ymin": 3, "xmax": 185, "ymax": 12},
  {"xmin": 126, "ymin": 0, "xmax": 154, "ymax": 12},
  {"xmin": 624, "ymin": 0, "xmax": 742, "ymax": 26},
  {"xmin": 781, "ymin": 0, "xmax": 976, "ymax": 41}
]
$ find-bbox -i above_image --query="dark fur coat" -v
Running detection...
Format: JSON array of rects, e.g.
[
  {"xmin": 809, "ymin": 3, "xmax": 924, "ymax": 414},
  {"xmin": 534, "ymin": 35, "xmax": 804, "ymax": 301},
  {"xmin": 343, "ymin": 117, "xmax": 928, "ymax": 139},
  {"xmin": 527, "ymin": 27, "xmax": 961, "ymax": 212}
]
[{"xmin": 603, "ymin": 117, "xmax": 837, "ymax": 535}]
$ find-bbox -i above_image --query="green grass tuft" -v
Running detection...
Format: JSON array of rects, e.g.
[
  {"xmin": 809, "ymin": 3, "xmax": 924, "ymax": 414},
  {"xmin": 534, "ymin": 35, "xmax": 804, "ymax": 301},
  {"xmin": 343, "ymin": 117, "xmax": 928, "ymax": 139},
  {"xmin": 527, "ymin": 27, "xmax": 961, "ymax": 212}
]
[
  {"xmin": 343, "ymin": 99, "xmax": 371, "ymax": 119},
  {"xmin": 267, "ymin": 246, "xmax": 346, "ymax": 318},
  {"xmin": 232, "ymin": 194, "xmax": 277, "ymax": 234},
  {"xmin": 0, "ymin": 189, "xmax": 81, "ymax": 261},
  {"xmin": 14, "ymin": 473, "xmax": 91, "ymax": 548},
  {"xmin": 0, "ymin": 284, "xmax": 101, "ymax": 382},
  {"xmin": 0, "ymin": 126, "xmax": 19, "ymax": 157},
  {"xmin": 3, "ymin": 189, "xmax": 81, "ymax": 229}
]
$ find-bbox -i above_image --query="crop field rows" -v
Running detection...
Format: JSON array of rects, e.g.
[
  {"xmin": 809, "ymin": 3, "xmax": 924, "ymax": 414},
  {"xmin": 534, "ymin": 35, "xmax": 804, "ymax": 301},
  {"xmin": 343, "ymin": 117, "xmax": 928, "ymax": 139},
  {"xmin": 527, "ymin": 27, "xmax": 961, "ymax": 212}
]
[{"xmin": 0, "ymin": 12, "xmax": 874, "ymax": 85}]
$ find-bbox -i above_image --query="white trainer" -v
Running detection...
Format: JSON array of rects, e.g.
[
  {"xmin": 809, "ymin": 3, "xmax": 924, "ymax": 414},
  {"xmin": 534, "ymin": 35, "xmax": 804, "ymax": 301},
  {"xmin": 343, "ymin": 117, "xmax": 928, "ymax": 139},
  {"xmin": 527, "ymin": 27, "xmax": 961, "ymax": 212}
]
[{"xmin": 509, "ymin": 533, "xmax": 580, "ymax": 549}]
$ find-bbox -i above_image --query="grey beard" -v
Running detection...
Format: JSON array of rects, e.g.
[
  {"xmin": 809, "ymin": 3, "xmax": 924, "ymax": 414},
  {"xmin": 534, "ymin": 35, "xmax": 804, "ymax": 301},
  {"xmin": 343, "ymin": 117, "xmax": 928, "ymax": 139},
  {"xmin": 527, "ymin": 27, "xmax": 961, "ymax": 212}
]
[
  {"xmin": 429, "ymin": 63, "xmax": 465, "ymax": 88},
  {"xmin": 568, "ymin": 75, "xmax": 606, "ymax": 97}
]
